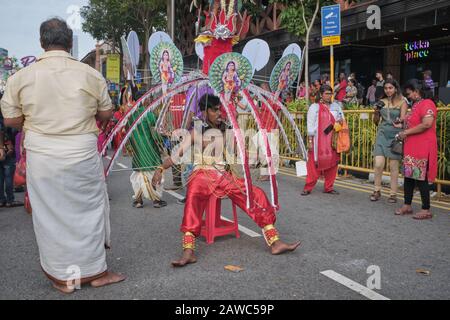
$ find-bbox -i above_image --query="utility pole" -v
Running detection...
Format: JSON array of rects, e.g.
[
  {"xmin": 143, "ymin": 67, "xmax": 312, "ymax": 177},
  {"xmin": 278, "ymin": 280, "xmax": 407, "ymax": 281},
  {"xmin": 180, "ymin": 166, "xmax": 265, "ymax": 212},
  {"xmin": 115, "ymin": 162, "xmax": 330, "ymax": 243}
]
[
  {"xmin": 95, "ymin": 42, "xmax": 101, "ymax": 72},
  {"xmin": 168, "ymin": 0, "xmax": 175, "ymax": 41}
]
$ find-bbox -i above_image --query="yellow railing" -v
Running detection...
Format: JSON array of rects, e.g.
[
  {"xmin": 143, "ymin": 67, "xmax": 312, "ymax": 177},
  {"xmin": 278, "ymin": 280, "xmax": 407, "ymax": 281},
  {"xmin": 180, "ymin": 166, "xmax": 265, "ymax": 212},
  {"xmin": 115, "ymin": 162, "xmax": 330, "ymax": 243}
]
[{"xmin": 237, "ymin": 107, "xmax": 450, "ymax": 199}]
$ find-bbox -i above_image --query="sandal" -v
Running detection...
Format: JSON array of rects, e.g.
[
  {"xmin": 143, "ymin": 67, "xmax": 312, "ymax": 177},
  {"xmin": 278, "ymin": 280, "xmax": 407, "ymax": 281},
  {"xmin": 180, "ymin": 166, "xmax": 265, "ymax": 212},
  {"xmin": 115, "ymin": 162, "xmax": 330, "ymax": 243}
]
[
  {"xmin": 387, "ymin": 195, "xmax": 397, "ymax": 203},
  {"xmin": 153, "ymin": 200, "xmax": 167, "ymax": 208},
  {"xmin": 395, "ymin": 206, "xmax": 413, "ymax": 215},
  {"xmin": 301, "ymin": 190, "xmax": 311, "ymax": 196},
  {"xmin": 412, "ymin": 210, "xmax": 432, "ymax": 220},
  {"xmin": 370, "ymin": 191, "xmax": 381, "ymax": 201},
  {"xmin": 132, "ymin": 199, "xmax": 144, "ymax": 208}
]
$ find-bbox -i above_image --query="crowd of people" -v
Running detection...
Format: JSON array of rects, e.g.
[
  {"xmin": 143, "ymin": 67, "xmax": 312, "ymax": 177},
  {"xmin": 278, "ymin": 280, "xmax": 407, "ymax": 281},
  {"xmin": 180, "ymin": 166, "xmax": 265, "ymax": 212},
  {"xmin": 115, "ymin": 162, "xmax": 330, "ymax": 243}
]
[
  {"xmin": 299, "ymin": 74, "xmax": 437, "ymax": 221},
  {"xmin": 295, "ymin": 69, "xmax": 436, "ymax": 108},
  {"xmin": 0, "ymin": 18, "xmax": 440, "ymax": 294},
  {"xmin": 0, "ymin": 91, "xmax": 23, "ymax": 209}
]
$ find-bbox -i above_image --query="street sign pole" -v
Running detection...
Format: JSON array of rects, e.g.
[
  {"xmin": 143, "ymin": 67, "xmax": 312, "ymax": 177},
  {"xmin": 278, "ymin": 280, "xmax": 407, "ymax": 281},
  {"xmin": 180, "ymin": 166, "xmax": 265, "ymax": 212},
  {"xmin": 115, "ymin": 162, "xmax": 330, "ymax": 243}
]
[
  {"xmin": 330, "ymin": 45, "xmax": 334, "ymax": 101},
  {"xmin": 321, "ymin": 4, "xmax": 341, "ymax": 101}
]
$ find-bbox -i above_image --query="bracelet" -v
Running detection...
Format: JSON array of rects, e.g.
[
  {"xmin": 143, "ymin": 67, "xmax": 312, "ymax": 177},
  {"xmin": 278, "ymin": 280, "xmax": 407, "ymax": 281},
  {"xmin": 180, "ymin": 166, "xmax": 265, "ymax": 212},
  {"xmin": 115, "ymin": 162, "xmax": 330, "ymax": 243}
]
[{"xmin": 157, "ymin": 166, "xmax": 165, "ymax": 172}]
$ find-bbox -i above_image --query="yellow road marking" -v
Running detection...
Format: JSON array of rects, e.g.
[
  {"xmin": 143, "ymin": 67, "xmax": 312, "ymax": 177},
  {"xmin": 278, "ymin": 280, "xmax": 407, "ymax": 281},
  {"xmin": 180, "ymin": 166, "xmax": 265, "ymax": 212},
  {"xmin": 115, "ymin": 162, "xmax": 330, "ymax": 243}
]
[{"xmin": 278, "ymin": 169, "xmax": 450, "ymax": 212}]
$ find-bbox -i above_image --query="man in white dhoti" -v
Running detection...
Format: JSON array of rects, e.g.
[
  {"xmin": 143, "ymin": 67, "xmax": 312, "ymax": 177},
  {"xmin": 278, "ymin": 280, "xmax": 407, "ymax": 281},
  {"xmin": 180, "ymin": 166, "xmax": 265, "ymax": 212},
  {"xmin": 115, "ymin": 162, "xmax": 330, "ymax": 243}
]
[{"xmin": 0, "ymin": 18, "xmax": 125, "ymax": 293}]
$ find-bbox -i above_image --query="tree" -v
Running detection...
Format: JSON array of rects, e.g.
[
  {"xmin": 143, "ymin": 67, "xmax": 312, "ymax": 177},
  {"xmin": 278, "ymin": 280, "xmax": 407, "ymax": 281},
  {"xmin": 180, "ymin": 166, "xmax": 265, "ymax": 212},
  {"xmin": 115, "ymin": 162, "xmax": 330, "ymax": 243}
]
[
  {"xmin": 81, "ymin": 0, "xmax": 132, "ymax": 54},
  {"xmin": 272, "ymin": 0, "xmax": 358, "ymax": 103},
  {"xmin": 124, "ymin": 0, "xmax": 167, "ymax": 88},
  {"xmin": 81, "ymin": 0, "xmax": 166, "ymax": 86}
]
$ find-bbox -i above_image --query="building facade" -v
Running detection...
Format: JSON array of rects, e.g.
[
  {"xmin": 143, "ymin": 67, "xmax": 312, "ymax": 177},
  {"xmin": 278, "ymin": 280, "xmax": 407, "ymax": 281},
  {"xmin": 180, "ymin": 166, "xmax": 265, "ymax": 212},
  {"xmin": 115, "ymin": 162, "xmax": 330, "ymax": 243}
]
[{"xmin": 171, "ymin": 0, "xmax": 450, "ymax": 102}]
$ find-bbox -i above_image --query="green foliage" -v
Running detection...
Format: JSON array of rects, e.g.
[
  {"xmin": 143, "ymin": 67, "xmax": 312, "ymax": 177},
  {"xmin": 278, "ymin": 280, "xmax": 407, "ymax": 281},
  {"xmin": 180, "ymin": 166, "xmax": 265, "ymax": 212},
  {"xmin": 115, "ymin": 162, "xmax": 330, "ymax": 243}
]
[
  {"xmin": 287, "ymin": 98, "xmax": 308, "ymax": 112},
  {"xmin": 81, "ymin": 0, "xmax": 131, "ymax": 49},
  {"xmin": 435, "ymin": 103, "xmax": 450, "ymax": 179},
  {"xmin": 81, "ymin": 0, "xmax": 166, "ymax": 50},
  {"xmin": 125, "ymin": 0, "xmax": 167, "ymax": 30},
  {"xmin": 241, "ymin": 0, "xmax": 264, "ymax": 19},
  {"xmin": 270, "ymin": 0, "xmax": 334, "ymax": 38},
  {"xmin": 343, "ymin": 102, "xmax": 364, "ymax": 110},
  {"xmin": 271, "ymin": 0, "xmax": 358, "ymax": 37}
]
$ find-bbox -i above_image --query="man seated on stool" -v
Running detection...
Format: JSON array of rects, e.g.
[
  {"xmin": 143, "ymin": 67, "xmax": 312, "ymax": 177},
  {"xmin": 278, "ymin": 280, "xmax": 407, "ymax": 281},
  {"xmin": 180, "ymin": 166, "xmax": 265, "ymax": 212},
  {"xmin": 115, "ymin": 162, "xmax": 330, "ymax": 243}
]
[{"xmin": 152, "ymin": 94, "xmax": 301, "ymax": 267}]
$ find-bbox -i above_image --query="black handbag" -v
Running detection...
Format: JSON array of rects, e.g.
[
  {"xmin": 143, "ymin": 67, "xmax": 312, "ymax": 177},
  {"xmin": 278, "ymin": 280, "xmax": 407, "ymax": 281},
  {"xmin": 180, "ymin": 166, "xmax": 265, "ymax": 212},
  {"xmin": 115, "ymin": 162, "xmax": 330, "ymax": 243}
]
[{"xmin": 390, "ymin": 136, "xmax": 403, "ymax": 155}]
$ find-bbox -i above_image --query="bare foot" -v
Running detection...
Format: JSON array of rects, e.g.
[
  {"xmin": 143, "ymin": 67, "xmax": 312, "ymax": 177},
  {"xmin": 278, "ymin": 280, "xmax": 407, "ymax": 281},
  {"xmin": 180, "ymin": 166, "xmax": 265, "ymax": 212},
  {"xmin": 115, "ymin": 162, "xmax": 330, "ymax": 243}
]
[
  {"xmin": 412, "ymin": 209, "xmax": 432, "ymax": 220},
  {"xmin": 395, "ymin": 205, "xmax": 413, "ymax": 215},
  {"xmin": 171, "ymin": 249, "xmax": 197, "ymax": 267},
  {"xmin": 52, "ymin": 281, "xmax": 75, "ymax": 294},
  {"xmin": 90, "ymin": 271, "xmax": 126, "ymax": 288},
  {"xmin": 270, "ymin": 240, "xmax": 301, "ymax": 255}
]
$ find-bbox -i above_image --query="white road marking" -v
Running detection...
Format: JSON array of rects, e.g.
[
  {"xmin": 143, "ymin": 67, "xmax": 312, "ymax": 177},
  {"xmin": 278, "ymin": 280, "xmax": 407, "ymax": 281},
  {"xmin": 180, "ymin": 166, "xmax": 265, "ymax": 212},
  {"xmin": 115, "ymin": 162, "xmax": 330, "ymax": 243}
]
[
  {"xmin": 163, "ymin": 190, "xmax": 262, "ymax": 238},
  {"xmin": 220, "ymin": 216, "xmax": 262, "ymax": 238},
  {"xmin": 116, "ymin": 162, "xmax": 128, "ymax": 169},
  {"xmin": 164, "ymin": 190, "xmax": 185, "ymax": 200},
  {"xmin": 320, "ymin": 270, "xmax": 390, "ymax": 300},
  {"xmin": 104, "ymin": 155, "xmax": 128, "ymax": 169}
]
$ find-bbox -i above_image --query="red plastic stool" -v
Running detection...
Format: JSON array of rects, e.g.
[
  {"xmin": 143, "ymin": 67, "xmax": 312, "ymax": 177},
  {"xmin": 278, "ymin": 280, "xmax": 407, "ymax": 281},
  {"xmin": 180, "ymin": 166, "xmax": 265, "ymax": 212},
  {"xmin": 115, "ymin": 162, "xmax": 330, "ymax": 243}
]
[{"xmin": 200, "ymin": 195, "xmax": 240, "ymax": 244}]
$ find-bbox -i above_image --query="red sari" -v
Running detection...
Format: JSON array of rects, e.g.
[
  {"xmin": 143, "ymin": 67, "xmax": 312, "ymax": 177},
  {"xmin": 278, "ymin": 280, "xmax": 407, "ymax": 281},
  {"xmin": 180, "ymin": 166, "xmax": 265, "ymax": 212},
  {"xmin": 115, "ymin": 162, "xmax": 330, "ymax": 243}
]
[
  {"xmin": 259, "ymin": 100, "xmax": 281, "ymax": 131},
  {"xmin": 336, "ymin": 79, "xmax": 347, "ymax": 102},
  {"xmin": 403, "ymin": 99, "xmax": 437, "ymax": 182},
  {"xmin": 316, "ymin": 103, "xmax": 339, "ymax": 170},
  {"xmin": 113, "ymin": 110, "xmax": 126, "ymax": 151},
  {"xmin": 304, "ymin": 103, "xmax": 340, "ymax": 192}
]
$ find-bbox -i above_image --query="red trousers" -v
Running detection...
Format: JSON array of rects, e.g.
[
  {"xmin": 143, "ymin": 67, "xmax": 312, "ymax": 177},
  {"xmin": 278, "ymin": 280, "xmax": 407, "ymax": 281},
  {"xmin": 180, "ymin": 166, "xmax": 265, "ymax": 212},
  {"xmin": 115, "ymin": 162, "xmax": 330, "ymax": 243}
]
[
  {"xmin": 182, "ymin": 169, "xmax": 276, "ymax": 236},
  {"xmin": 303, "ymin": 150, "xmax": 338, "ymax": 192}
]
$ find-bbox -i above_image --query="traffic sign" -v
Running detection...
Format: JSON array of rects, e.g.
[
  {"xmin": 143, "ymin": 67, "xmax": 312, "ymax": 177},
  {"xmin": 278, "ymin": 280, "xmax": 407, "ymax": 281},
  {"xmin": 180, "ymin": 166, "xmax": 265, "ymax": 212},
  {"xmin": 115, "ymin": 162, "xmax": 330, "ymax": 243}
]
[
  {"xmin": 322, "ymin": 35, "xmax": 341, "ymax": 47},
  {"xmin": 321, "ymin": 4, "xmax": 341, "ymax": 37},
  {"xmin": 321, "ymin": 4, "xmax": 341, "ymax": 102},
  {"xmin": 136, "ymin": 71, "xmax": 142, "ymax": 84}
]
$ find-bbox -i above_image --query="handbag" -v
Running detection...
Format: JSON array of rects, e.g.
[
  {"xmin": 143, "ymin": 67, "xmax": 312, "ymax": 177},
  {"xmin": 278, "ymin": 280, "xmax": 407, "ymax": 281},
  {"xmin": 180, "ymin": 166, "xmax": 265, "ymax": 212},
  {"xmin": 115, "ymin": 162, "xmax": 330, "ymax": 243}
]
[
  {"xmin": 390, "ymin": 136, "xmax": 403, "ymax": 155},
  {"xmin": 13, "ymin": 150, "xmax": 26, "ymax": 187},
  {"xmin": 332, "ymin": 120, "xmax": 351, "ymax": 153},
  {"xmin": 337, "ymin": 120, "xmax": 350, "ymax": 154}
]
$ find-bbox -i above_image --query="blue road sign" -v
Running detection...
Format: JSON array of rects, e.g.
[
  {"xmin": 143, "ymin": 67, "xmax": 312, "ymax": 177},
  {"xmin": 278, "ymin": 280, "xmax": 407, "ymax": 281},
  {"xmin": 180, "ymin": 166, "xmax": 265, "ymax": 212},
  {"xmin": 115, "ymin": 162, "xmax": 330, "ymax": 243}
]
[
  {"xmin": 136, "ymin": 71, "xmax": 142, "ymax": 84},
  {"xmin": 321, "ymin": 4, "xmax": 341, "ymax": 37}
]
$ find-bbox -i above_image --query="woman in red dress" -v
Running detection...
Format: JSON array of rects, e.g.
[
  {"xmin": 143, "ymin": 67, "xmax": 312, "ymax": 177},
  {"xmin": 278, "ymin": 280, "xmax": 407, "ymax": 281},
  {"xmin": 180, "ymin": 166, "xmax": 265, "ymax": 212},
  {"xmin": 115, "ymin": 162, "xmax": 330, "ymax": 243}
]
[
  {"xmin": 113, "ymin": 85, "xmax": 134, "ymax": 152},
  {"xmin": 113, "ymin": 105, "xmax": 126, "ymax": 151},
  {"xmin": 395, "ymin": 80, "xmax": 437, "ymax": 220}
]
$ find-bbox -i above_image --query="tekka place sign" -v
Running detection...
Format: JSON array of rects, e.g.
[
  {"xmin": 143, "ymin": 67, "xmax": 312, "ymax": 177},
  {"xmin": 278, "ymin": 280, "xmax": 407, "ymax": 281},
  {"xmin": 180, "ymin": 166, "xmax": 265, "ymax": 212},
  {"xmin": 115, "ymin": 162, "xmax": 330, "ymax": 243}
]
[{"xmin": 404, "ymin": 40, "xmax": 430, "ymax": 62}]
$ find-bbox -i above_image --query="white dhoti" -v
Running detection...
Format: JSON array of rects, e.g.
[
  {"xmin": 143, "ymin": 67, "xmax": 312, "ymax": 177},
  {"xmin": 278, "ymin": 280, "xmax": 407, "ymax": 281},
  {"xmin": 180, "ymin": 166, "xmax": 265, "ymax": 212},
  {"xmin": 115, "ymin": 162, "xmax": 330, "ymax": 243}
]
[
  {"xmin": 130, "ymin": 171, "xmax": 163, "ymax": 201},
  {"xmin": 251, "ymin": 131, "xmax": 280, "ymax": 175},
  {"xmin": 25, "ymin": 131, "xmax": 110, "ymax": 281}
]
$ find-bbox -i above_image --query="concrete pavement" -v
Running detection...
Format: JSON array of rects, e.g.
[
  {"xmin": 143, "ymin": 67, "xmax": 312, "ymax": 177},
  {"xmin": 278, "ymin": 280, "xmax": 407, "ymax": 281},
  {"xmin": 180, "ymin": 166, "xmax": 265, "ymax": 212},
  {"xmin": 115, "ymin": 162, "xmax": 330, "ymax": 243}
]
[{"xmin": 0, "ymin": 156, "xmax": 449, "ymax": 300}]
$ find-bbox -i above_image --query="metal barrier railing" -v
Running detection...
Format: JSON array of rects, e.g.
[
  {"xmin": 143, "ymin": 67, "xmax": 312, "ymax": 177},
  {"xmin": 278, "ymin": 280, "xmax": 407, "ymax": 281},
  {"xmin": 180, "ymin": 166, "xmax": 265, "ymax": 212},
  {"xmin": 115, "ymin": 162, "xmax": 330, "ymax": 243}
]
[{"xmin": 236, "ymin": 107, "xmax": 450, "ymax": 199}]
